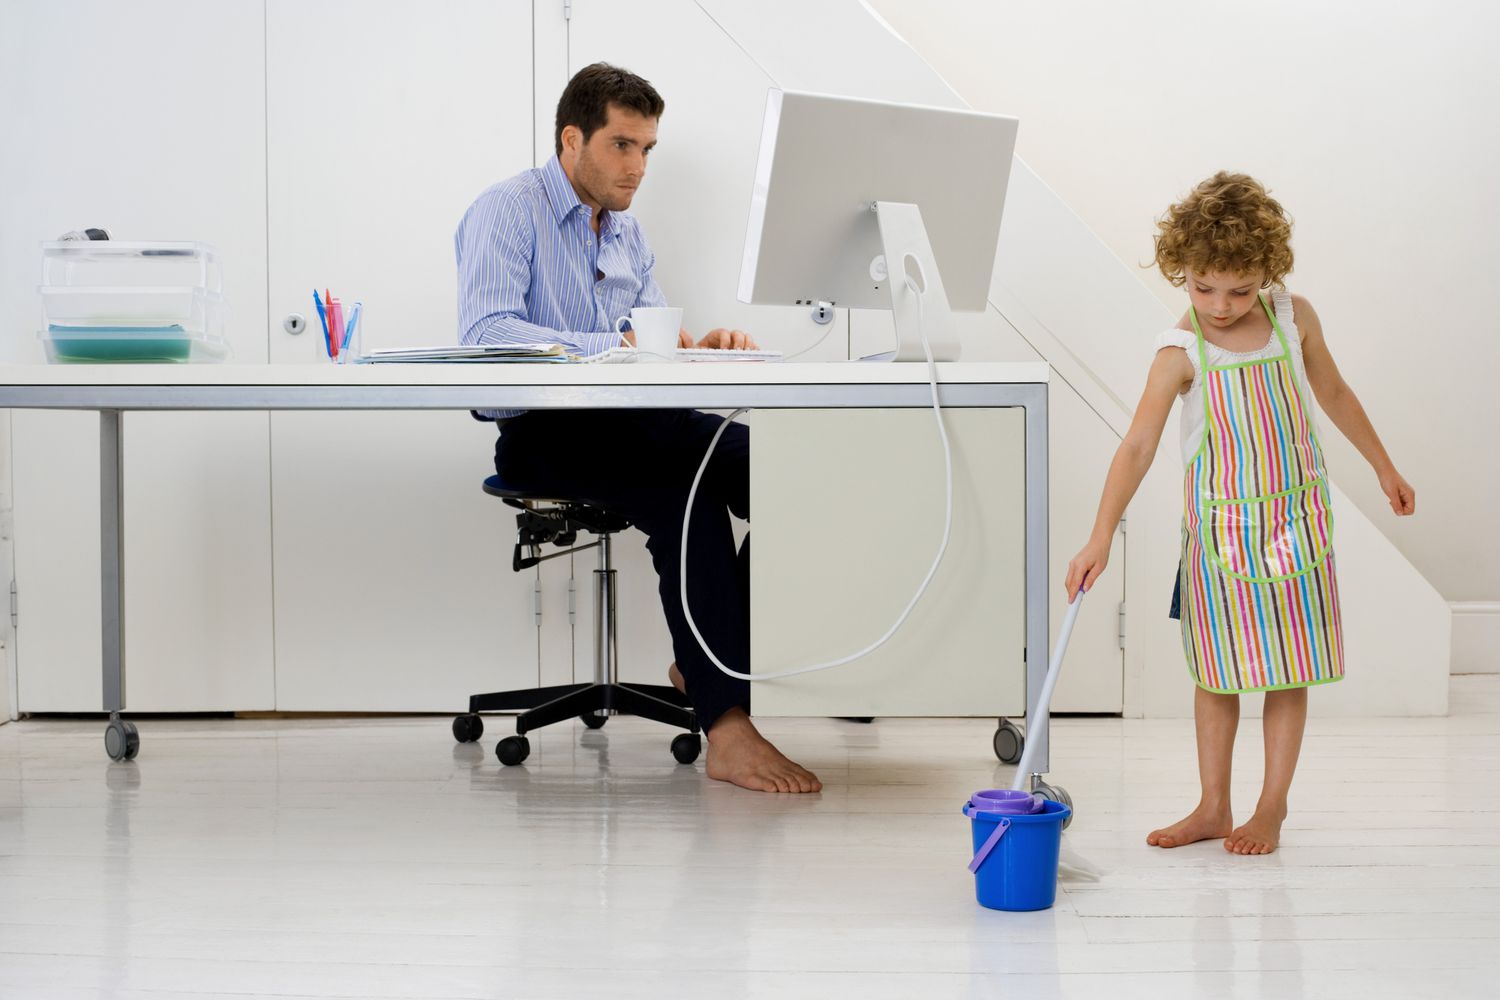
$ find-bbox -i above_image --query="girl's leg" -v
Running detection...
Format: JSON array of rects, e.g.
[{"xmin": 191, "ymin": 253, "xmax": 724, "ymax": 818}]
[
  {"xmin": 1226, "ymin": 686, "xmax": 1307, "ymax": 855},
  {"xmin": 1148, "ymin": 686, "xmax": 1238, "ymax": 847}
]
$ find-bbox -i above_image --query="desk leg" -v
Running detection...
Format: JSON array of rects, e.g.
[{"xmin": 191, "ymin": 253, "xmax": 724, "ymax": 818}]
[
  {"xmin": 101, "ymin": 409, "xmax": 137, "ymax": 761},
  {"xmin": 1023, "ymin": 385, "xmax": 1049, "ymax": 783}
]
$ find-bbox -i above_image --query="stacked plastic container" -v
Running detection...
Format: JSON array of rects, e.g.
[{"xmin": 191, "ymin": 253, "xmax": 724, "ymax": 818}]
[{"xmin": 37, "ymin": 241, "xmax": 231, "ymax": 363}]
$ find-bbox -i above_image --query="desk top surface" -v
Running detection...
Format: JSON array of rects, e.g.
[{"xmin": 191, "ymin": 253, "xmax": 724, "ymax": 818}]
[{"xmin": 0, "ymin": 360, "xmax": 1048, "ymax": 388}]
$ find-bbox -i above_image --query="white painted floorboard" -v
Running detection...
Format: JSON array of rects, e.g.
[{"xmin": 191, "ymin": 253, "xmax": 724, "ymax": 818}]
[{"xmin": 2, "ymin": 676, "xmax": 1498, "ymax": 998}]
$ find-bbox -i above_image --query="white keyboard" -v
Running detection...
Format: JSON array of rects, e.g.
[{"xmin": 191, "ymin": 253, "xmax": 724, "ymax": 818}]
[{"xmin": 582, "ymin": 346, "xmax": 783, "ymax": 364}]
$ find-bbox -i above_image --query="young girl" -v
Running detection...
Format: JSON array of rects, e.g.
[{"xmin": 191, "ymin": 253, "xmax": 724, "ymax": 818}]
[{"xmin": 1066, "ymin": 172, "xmax": 1415, "ymax": 855}]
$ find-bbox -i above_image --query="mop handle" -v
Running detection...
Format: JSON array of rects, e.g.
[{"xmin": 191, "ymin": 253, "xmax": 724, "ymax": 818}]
[{"xmin": 1009, "ymin": 592, "xmax": 1084, "ymax": 792}]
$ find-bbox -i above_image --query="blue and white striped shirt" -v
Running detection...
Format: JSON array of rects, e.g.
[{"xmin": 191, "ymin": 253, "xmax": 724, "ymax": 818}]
[{"xmin": 455, "ymin": 155, "xmax": 667, "ymax": 418}]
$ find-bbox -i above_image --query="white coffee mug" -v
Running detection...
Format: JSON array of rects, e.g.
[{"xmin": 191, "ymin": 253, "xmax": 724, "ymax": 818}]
[{"xmin": 615, "ymin": 307, "xmax": 683, "ymax": 362}]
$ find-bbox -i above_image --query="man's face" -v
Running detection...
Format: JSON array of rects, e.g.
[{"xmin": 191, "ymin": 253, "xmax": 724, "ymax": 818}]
[{"xmin": 562, "ymin": 104, "xmax": 658, "ymax": 215}]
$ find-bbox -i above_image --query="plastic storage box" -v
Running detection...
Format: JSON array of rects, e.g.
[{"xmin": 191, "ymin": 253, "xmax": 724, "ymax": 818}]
[{"xmin": 37, "ymin": 241, "xmax": 230, "ymax": 363}]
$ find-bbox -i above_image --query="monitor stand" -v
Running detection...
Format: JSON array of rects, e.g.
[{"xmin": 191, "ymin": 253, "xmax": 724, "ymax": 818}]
[{"xmin": 873, "ymin": 201, "xmax": 961, "ymax": 362}]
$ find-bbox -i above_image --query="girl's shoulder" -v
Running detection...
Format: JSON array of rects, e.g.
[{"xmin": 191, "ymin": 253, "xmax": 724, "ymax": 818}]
[
  {"xmin": 1274, "ymin": 289, "xmax": 1317, "ymax": 344},
  {"xmin": 1151, "ymin": 328, "xmax": 1198, "ymax": 396}
]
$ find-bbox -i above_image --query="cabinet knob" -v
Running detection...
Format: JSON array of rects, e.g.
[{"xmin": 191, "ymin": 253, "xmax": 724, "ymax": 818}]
[{"xmin": 283, "ymin": 313, "xmax": 307, "ymax": 335}]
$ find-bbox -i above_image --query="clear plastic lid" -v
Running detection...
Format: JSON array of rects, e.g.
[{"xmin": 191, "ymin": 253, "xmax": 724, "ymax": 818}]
[{"xmin": 41, "ymin": 241, "xmax": 223, "ymax": 293}]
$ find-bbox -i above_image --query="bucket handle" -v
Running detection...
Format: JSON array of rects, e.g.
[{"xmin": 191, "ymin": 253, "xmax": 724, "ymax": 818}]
[{"xmin": 965, "ymin": 807, "xmax": 1011, "ymax": 874}]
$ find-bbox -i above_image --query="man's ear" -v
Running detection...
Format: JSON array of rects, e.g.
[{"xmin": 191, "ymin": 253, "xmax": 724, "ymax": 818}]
[{"xmin": 560, "ymin": 124, "xmax": 582, "ymax": 156}]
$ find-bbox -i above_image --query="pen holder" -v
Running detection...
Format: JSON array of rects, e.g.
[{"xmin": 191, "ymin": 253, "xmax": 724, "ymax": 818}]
[
  {"xmin": 332, "ymin": 319, "xmax": 361, "ymax": 364},
  {"xmin": 319, "ymin": 300, "xmax": 362, "ymax": 364}
]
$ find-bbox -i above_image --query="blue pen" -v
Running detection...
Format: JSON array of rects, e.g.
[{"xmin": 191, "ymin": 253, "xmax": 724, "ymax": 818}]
[
  {"xmin": 312, "ymin": 289, "xmax": 331, "ymax": 356},
  {"xmin": 341, "ymin": 301, "xmax": 362, "ymax": 353}
]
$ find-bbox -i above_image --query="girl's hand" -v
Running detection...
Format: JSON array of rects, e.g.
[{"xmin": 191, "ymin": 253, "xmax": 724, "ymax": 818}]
[
  {"xmin": 1379, "ymin": 467, "xmax": 1415, "ymax": 516},
  {"xmin": 1065, "ymin": 541, "xmax": 1110, "ymax": 601}
]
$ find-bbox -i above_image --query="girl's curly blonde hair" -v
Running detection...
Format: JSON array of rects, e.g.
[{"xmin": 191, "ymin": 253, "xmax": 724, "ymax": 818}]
[{"xmin": 1153, "ymin": 172, "xmax": 1293, "ymax": 288}]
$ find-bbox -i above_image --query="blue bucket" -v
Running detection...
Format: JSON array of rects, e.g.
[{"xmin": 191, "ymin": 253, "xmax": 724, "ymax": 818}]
[{"xmin": 962, "ymin": 794, "xmax": 1071, "ymax": 911}]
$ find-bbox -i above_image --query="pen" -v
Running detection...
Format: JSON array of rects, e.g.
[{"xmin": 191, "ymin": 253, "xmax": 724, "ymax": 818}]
[
  {"xmin": 341, "ymin": 301, "xmax": 362, "ymax": 354},
  {"xmin": 313, "ymin": 290, "xmax": 330, "ymax": 356},
  {"xmin": 328, "ymin": 297, "xmax": 343, "ymax": 361}
]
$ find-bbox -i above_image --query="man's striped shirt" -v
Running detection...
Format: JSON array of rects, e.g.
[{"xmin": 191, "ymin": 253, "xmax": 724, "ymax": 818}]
[{"xmin": 455, "ymin": 155, "xmax": 667, "ymax": 418}]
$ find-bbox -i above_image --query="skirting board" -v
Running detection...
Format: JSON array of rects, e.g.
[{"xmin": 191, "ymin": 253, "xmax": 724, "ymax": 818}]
[{"xmin": 1452, "ymin": 602, "xmax": 1500, "ymax": 674}]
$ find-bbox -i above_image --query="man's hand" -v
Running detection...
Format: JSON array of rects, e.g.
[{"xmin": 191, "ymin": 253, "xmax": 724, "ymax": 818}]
[
  {"xmin": 677, "ymin": 328, "xmax": 694, "ymax": 348},
  {"xmin": 695, "ymin": 328, "xmax": 758, "ymax": 350}
]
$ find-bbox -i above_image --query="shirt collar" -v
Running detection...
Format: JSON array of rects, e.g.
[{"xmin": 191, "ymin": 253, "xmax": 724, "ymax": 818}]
[
  {"xmin": 541, "ymin": 154, "xmax": 622, "ymax": 239},
  {"xmin": 541, "ymin": 155, "xmax": 583, "ymax": 225}
]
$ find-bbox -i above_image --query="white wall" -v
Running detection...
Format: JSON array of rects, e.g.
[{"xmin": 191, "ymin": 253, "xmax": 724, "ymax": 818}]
[{"xmin": 868, "ymin": 0, "xmax": 1500, "ymax": 618}]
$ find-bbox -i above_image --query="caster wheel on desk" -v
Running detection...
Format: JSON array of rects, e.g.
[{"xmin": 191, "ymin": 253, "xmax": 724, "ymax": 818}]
[
  {"xmin": 452, "ymin": 714, "xmax": 484, "ymax": 743},
  {"xmin": 1032, "ymin": 780, "xmax": 1074, "ymax": 830},
  {"xmin": 496, "ymin": 735, "xmax": 530, "ymax": 766},
  {"xmin": 579, "ymin": 712, "xmax": 607, "ymax": 730},
  {"xmin": 104, "ymin": 720, "xmax": 139, "ymax": 761},
  {"xmin": 993, "ymin": 718, "xmax": 1023, "ymax": 765},
  {"xmin": 670, "ymin": 733, "xmax": 702, "ymax": 765}
]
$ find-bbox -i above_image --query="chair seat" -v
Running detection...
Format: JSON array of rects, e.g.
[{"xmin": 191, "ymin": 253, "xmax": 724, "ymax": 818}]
[{"xmin": 482, "ymin": 476, "xmax": 632, "ymax": 535}]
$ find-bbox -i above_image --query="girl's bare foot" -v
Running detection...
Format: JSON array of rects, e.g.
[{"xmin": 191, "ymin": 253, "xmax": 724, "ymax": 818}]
[
  {"xmin": 705, "ymin": 708, "xmax": 822, "ymax": 793},
  {"xmin": 1225, "ymin": 808, "xmax": 1285, "ymax": 855},
  {"xmin": 1147, "ymin": 805, "xmax": 1232, "ymax": 848}
]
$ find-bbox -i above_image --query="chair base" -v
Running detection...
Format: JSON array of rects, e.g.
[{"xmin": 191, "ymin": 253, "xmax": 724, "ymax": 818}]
[{"xmin": 468, "ymin": 682, "xmax": 697, "ymax": 736}]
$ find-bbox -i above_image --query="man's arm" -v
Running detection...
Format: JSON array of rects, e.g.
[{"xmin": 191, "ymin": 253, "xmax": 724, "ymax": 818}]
[{"xmin": 456, "ymin": 190, "xmax": 620, "ymax": 355}]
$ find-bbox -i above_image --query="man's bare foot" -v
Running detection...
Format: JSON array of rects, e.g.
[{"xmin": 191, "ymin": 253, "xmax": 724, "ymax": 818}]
[
  {"xmin": 667, "ymin": 662, "xmax": 686, "ymax": 695},
  {"xmin": 1224, "ymin": 808, "xmax": 1285, "ymax": 855},
  {"xmin": 705, "ymin": 708, "xmax": 821, "ymax": 793},
  {"xmin": 1146, "ymin": 805, "xmax": 1232, "ymax": 848}
]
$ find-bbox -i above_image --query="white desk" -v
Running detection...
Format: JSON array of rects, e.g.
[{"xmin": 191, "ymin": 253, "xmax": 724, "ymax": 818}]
[{"xmin": 0, "ymin": 361, "xmax": 1054, "ymax": 777}]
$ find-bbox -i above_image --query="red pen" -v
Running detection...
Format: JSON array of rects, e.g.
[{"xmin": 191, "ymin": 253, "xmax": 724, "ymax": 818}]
[{"xmin": 328, "ymin": 297, "xmax": 344, "ymax": 361}]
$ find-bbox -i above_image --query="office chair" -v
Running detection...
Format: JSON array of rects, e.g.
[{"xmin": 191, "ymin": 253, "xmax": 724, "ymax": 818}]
[{"xmin": 452, "ymin": 476, "xmax": 702, "ymax": 767}]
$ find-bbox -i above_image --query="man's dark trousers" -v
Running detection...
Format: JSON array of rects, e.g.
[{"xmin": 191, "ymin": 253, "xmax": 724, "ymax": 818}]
[{"xmin": 492, "ymin": 408, "xmax": 750, "ymax": 731}]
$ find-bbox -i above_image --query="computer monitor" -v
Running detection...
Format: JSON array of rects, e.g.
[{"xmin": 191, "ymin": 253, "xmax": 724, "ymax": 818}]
[{"xmin": 737, "ymin": 90, "xmax": 1019, "ymax": 361}]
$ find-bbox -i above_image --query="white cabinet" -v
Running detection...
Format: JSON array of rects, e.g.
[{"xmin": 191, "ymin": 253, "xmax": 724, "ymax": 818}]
[
  {"xmin": 3, "ymin": 0, "xmax": 274, "ymax": 711},
  {"xmin": 263, "ymin": 0, "xmax": 539, "ymax": 709}
]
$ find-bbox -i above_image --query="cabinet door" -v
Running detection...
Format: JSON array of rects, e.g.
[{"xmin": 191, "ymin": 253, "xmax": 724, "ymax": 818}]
[
  {"xmin": 857, "ymin": 306, "xmax": 1127, "ymax": 713},
  {"xmin": 2, "ymin": 0, "xmax": 274, "ymax": 711},
  {"xmin": 265, "ymin": 0, "xmax": 538, "ymax": 709}
]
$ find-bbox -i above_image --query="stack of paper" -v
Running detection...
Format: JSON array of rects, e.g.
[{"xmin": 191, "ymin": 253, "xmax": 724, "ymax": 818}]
[{"xmin": 355, "ymin": 344, "xmax": 569, "ymax": 364}]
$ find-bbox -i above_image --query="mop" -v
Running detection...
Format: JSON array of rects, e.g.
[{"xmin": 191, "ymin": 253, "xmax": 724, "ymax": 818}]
[{"xmin": 1010, "ymin": 593, "xmax": 1103, "ymax": 883}]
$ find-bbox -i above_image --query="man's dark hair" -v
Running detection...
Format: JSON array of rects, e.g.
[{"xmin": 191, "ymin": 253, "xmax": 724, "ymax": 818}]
[{"xmin": 554, "ymin": 62, "xmax": 665, "ymax": 158}]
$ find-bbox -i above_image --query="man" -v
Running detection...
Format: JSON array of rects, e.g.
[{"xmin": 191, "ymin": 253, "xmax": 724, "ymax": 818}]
[{"xmin": 455, "ymin": 63, "xmax": 820, "ymax": 794}]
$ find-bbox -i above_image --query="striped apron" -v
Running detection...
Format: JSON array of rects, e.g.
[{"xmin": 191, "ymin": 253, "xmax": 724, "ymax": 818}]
[{"xmin": 1179, "ymin": 294, "xmax": 1344, "ymax": 692}]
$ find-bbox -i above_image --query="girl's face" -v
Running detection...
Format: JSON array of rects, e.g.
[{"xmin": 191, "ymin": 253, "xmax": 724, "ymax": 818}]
[{"xmin": 1186, "ymin": 269, "xmax": 1266, "ymax": 328}]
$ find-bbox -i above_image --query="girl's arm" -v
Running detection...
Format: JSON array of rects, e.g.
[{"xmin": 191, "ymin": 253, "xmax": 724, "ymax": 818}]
[
  {"xmin": 1065, "ymin": 347, "xmax": 1193, "ymax": 598},
  {"xmin": 1295, "ymin": 296, "xmax": 1416, "ymax": 516}
]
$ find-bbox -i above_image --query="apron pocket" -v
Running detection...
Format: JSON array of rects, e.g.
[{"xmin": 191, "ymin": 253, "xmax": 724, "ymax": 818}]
[{"xmin": 1204, "ymin": 479, "xmax": 1332, "ymax": 583}]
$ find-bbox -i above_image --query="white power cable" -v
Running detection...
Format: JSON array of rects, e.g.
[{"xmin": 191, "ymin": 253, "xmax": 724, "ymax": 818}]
[{"xmin": 679, "ymin": 255, "xmax": 954, "ymax": 681}]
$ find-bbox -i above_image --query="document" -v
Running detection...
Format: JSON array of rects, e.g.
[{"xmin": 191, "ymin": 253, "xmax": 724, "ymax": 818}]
[{"xmin": 356, "ymin": 344, "xmax": 569, "ymax": 364}]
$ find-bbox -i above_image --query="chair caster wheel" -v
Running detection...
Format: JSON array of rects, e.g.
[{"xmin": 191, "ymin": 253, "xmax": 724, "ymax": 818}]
[
  {"xmin": 452, "ymin": 714, "xmax": 483, "ymax": 743},
  {"xmin": 671, "ymin": 733, "xmax": 702, "ymax": 764},
  {"xmin": 579, "ymin": 712, "xmax": 607, "ymax": 730},
  {"xmin": 993, "ymin": 718, "xmax": 1023, "ymax": 765},
  {"xmin": 104, "ymin": 719, "xmax": 139, "ymax": 761},
  {"xmin": 496, "ymin": 735, "xmax": 530, "ymax": 766}
]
